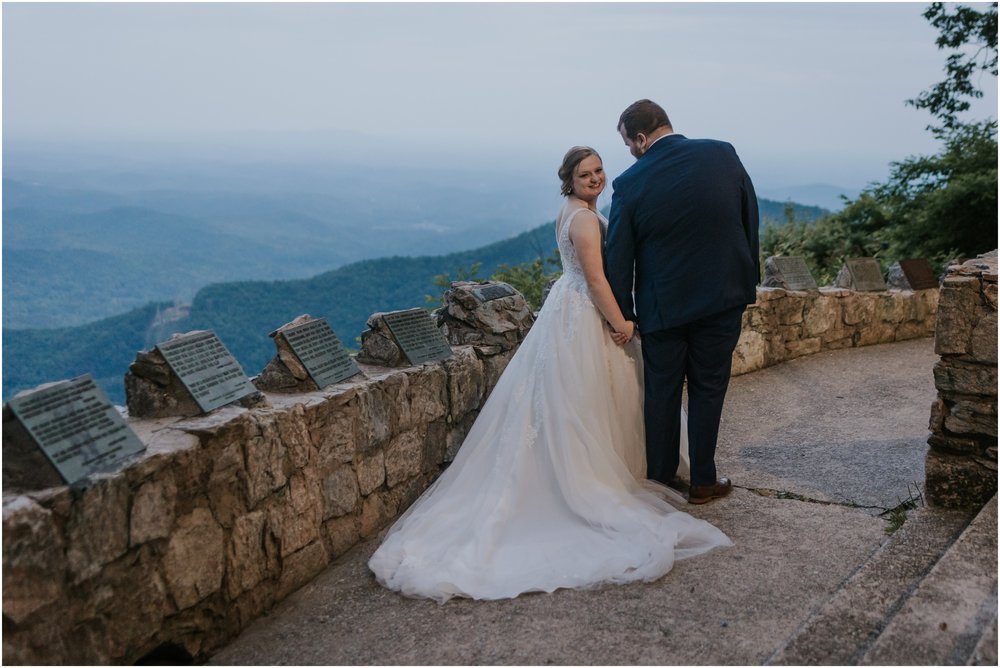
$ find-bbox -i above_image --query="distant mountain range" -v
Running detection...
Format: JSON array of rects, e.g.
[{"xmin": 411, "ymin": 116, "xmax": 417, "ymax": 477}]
[
  {"xmin": 758, "ymin": 183, "xmax": 861, "ymax": 211},
  {"xmin": 3, "ymin": 164, "xmax": 829, "ymax": 331},
  {"xmin": 2, "ymin": 170, "xmax": 561, "ymax": 329},
  {"xmin": 2, "ymin": 196, "xmax": 826, "ymax": 405}
]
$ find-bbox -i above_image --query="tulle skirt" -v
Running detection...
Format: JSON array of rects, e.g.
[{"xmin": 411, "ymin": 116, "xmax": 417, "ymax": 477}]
[{"xmin": 368, "ymin": 275, "xmax": 731, "ymax": 602}]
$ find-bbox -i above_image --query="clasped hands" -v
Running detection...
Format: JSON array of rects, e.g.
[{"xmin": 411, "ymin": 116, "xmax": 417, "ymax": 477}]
[{"xmin": 610, "ymin": 320, "xmax": 637, "ymax": 346}]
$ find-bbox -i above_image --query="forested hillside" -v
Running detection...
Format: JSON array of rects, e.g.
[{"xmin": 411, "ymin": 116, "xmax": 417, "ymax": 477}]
[
  {"xmin": 2, "ymin": 225, "xmax": 555, "ymax": 404},
  {"xmin": 2, "ymin": 302, "xmax": 173, "ymax": 404}
]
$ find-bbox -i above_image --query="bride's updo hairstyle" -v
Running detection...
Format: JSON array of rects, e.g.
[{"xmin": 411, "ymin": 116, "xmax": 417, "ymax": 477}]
[{"xmin": 558, "ymin": 146, "xmax": 601, "ymax": 197}]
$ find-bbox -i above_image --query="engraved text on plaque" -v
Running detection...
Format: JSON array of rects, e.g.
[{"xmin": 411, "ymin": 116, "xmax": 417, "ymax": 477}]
[
  {"xmin": 771, "ymin": 256, "xmax": 818, "ymax": 290},
  {"xmin": 157, "ymin": 331, "xmax": 256, "ymax": 412},
  {"xmin": 472, "ymin": 283, "xmax": 518, "ymax": 302},
  {"xmin": 382, "ymin": 309, "xmax": 453, "ymax": 365},
  {"xmin": 7, "ymin": 375, "xmax": 146, "ymax": 485},
  {"xmin": 846, "ymin": 257, "xmax": 887, "ymax": 292},
  {"xmin": 281, "ymin": 318, "xmax": 361, "ymax": 388}
]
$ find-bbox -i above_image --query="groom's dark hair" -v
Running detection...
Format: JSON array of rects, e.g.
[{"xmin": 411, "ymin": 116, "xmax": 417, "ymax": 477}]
[{"xmin": 618, "ymin": 99, "xmax": 672, "ymax": 139}]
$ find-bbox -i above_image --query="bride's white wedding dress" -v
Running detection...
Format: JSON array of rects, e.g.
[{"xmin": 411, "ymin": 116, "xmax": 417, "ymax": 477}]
[{"xmin": 368, "ymin": 205, "xmax": 731, "ymax": 602}]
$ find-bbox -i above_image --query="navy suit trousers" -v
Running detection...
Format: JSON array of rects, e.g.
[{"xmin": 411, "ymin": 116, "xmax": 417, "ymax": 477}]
[{"xmin": 640, "ymin": 305, "xmax": 745, "ymax": 487}]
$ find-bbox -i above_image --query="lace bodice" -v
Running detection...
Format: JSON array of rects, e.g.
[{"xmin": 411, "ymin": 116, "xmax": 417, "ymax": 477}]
[{"xmin": 556, "ymin": 205, "xmax": 608, "ymax": 284}]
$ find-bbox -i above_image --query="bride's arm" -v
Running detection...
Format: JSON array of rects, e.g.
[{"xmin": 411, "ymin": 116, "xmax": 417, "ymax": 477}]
[{"xmin": 568, "ymin": 212, "xmax": 635, "ymax": 342}]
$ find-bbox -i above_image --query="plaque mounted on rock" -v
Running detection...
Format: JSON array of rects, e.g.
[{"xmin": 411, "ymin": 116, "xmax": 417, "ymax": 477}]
[
  {"xmin": 471, "ymin": 283, "xmax": 518, "ymax": 303},
  {"xmin": 5, "ymin": 375, "xmax": 145, "ymax": 487},
  {"xmin": 435, "ymin": 280, "xmax": 535, "ymax": 351},
  {"xmin": 898, "ymin": 259, "xmax": 939, "ymax": 290},
  {"xmin": 280, "ymin": 317, "xmax": 361, "ymax": 388},
  {"xmin": 156, "ymin": 330, "xmax": 256, "ymax": 413},
  {"xmin": 844, "ymin": 257, "xmax": 887, "ymax": 292},
  {"xmin": 762, "ymin": 256, "xmax": 818, "ymax": 290},
  {"xmin": 382, "ymin": 308, "xmax": 454, "ymax": 365}
]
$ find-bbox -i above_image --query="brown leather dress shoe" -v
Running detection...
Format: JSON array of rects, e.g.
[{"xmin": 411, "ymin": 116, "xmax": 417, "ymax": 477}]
[{"xmin": 688, "ymin": 477, "xmax": 732, "ymax": 504}]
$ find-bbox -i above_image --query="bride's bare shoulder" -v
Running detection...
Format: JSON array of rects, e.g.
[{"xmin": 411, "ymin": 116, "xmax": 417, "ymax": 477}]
[{"xmin": 566, "ymin": 208, "xmax": 601, "ymax": 236}]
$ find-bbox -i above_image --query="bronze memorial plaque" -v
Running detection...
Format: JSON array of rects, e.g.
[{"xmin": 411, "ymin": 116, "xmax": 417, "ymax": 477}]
[
  {"xmin": 845, "ymin": 257, "xmax": 887, "ymax": 292},
  {"xmin": 6, "ymin": 375, "xmax": 146, "ymax": 486},
  {"xmin": 382, "ymin": 308, "xmax": 453, "ymax": 365},
  {"xmin": 472, "ymin": 283, "xmax": 518, "ymax": 302},
  {"xmin": 157, "ymin": 330, "xmax": 256, "ymax": 413},
  {"xmin": 898, "ymin": 258, "xmax": 939, "ymax": 290},
  {"xmin": 771, "ymin": 256, "xmax": 818, "ymax": 290},
  {"xmin": 281, "ymin": 318, "xmax": 361, "ymax": 388}
]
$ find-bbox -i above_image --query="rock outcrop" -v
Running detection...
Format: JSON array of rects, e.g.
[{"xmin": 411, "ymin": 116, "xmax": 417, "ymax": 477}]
[{"xmin": 434, "ymin": 280, "xmax": 535, "ymax": 351}]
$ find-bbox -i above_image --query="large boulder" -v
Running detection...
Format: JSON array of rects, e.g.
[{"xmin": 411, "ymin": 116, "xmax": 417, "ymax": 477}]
[{"xmin": 434, "ymin": 281, "xmax": 535, "ymax": 351}]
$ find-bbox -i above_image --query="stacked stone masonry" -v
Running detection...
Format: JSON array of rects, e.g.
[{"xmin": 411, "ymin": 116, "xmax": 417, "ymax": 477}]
[
  {"xmin": 925, "ymin": 251, "xmax": 998, "ymax": 508},
  {"xmin": 3, "ymin": 284, "xmax": 940, "ymax": 664},
  {"xmin": 732, "ymin": 286, "xmax": 938, "ymax": 374}
]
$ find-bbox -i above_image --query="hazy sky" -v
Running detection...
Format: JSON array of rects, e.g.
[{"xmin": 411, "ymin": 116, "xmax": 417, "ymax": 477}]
[{"xmin": 3, "ymin": 1, "xmax": 998, "ymax": 190}]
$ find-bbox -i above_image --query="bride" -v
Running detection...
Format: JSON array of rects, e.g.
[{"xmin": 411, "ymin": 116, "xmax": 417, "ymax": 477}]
[{"xmin": 368, "ymin": 146, "xmax": 731, "ymax": 602}]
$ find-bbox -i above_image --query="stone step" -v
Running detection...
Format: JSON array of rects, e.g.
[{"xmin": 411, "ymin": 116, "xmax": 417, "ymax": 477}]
[
  {"xmin": 766, "ymin": 503, "xmax": 974, "ymax": 665},
  {"xmin": 859, "ymin": 494, "xmax": 998, "ymax": 666}
]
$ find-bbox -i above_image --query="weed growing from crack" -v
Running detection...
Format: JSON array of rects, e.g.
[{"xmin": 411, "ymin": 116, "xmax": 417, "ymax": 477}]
[
  {"xmin": 881, "ymin": 482, "xmax": 925, "ymax": 535},
  {"xmin": 742, "ymin": 481, "xmax": 928, "ymax": 535},
  {"xmin": 884, "ymin": 507, "xmax": 909, "ymax": 534}
]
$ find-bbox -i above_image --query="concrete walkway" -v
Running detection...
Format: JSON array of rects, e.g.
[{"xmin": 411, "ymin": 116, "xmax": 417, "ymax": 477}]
[{"xmin": 211, "ymin": 339, "xmax": 988, "ymax": 665}]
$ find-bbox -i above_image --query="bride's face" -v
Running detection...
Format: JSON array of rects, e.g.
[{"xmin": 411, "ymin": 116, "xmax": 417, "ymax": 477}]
[{"xmin": 572, "ymin": 155, "xmax": 605, "ymax": 202}]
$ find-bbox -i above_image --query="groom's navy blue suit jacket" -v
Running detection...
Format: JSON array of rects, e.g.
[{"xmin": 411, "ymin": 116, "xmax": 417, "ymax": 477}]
[{"xmin": 606, "ymin": 134, "xmax": 760, "ymax": 333}]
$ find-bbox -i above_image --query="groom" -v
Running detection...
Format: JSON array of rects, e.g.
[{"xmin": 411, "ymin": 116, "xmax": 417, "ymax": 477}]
[{"xmin": 605, "ymin": 99, "xmax": 759, "ymax": 504}]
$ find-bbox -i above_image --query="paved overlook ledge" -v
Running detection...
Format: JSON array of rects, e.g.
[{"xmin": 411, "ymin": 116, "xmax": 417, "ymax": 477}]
[{"xmin": 211, "ymin": 338, "xmax": 997, "ymax": 666}]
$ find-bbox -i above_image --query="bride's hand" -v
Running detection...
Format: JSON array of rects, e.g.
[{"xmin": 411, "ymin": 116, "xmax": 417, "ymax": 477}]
[{"xmin": 611, "ymin": 321, "xmax": 635, "ymax": 346}]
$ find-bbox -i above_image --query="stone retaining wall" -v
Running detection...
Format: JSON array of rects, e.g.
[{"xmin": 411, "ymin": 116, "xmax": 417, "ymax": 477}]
[
  {"xmin": 2, "ymin": 285, "xmax": 939, "ymax": 664},
  {"xmin": 925, "ymin": 251, "xmax": 998, "ymax": 508},
  {"xmin": 733, "ymin": 286, "xmax": 938, "ymax": 375},
  {"xmin": 2, "ymin": 346, "xmax": 512, "ymax": 665}
]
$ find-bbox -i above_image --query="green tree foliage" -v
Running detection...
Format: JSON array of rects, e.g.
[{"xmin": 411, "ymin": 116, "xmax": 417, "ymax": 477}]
[
  {"xmin": 492, "ymin": 249, "xmax": 563, "ymax": 310},
  {"xmin": 907, "ymin": 2, "xmax": 998, "ymax": 132},
  {"xmin": 761, "ymin": 2, "xmax": 998, "ymax": 279},
  {"xmin": 425, "ymin": 262, "xmax": 483, "ymax": 304},
  {"xmin": 836, "ymin": 120, "xmax": 998, "ymax": 266}
]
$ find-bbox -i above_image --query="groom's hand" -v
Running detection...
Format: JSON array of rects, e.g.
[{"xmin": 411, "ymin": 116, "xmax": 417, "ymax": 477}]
[{"xmin": 611, "ymin": 321, "xmax": 636, "ymax": 346}]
